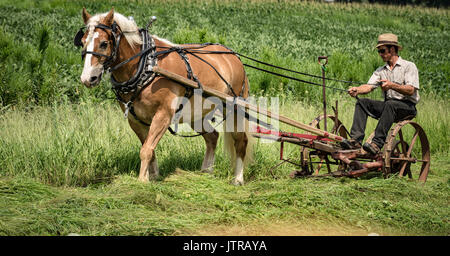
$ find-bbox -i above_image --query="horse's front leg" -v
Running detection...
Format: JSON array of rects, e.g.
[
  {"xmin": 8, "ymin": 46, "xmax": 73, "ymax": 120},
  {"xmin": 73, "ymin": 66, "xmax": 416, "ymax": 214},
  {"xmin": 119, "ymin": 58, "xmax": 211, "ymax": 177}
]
[{"xmin": 138, "ymin": 110, "xmax": 171, "ymax": 182}]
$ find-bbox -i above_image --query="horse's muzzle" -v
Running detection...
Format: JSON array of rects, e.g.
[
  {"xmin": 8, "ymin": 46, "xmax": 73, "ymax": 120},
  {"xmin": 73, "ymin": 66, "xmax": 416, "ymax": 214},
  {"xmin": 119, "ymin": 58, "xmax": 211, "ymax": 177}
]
[{"xmin": 81, "ymin": 70, "xmax": 103, "ymax": 87}]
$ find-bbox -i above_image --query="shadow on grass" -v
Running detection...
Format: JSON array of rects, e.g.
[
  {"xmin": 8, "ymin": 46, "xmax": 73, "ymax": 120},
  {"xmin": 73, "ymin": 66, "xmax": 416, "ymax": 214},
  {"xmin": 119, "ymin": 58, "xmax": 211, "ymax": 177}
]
[
  {"xmin": 158, "ymin": 150, "xmax": 204, "ymax": 179},
  {"xmin": 92, "ymin": 148, "xmax": 206, "ymax": 184},
  {"xmin": 358, "ymin": 171, "xmax": 384, "ymax": 180}
]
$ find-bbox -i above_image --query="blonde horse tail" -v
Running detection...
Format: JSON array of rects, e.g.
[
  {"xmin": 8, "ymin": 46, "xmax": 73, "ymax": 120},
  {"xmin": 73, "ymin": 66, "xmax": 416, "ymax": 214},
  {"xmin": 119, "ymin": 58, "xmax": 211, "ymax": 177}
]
[{"xmin": 223, "ymin": 129, "xmax": 236, "ymax": 168}]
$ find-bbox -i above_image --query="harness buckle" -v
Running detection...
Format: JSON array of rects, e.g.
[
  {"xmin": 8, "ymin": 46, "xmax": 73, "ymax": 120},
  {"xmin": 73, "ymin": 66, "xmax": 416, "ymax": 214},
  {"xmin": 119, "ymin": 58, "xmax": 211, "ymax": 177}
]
[{"xmin": 124, "ymin": 101, "xmax": 132, "ymax": 119}]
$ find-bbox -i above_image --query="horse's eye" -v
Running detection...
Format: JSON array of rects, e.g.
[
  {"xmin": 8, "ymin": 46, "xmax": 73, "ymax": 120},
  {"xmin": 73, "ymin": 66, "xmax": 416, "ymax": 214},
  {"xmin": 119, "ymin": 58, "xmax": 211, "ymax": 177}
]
[{"xmin": 99, "ymin": 41, "xmax": 108, "ymax": 49}]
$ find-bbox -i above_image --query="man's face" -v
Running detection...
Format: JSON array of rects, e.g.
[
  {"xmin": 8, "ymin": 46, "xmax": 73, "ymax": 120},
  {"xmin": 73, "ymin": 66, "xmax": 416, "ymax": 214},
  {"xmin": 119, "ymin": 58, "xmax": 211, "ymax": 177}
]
[{"xmin": 377, "ymin": 45, "xmax": 393, "ymax": 62}]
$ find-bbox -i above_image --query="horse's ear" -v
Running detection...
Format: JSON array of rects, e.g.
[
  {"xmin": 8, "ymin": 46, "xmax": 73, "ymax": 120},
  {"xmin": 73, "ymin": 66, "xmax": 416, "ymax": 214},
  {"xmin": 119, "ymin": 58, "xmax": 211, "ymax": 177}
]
[
  {"xmin": 82, "ymin": 7, "xmax": 91, "ymax": 25},
  {"xmin": 104, "ymin": 8, "xmax": 114, "ymax": 26}
]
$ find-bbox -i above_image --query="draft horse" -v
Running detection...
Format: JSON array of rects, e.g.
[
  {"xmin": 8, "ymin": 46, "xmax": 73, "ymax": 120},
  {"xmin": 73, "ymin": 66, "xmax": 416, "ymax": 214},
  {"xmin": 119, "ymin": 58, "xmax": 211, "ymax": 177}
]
[{"xmin": 76, "ymin": 8, "xmax": 251, "ymax": 185}]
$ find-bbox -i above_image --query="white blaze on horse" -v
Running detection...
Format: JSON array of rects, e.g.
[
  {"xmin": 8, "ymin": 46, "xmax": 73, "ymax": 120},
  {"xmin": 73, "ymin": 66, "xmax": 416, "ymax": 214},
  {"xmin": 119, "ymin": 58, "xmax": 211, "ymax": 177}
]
[{"xmin": 76, "ymin": 8, "xmax": 252, "ymax": 185}]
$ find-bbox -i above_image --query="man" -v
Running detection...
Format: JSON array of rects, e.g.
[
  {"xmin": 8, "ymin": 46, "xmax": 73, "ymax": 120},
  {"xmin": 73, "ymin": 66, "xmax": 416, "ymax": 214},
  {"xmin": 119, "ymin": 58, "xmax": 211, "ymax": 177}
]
[{"xmin": 343, "ymin": 33, "xmax": 420, "ymax": 155}]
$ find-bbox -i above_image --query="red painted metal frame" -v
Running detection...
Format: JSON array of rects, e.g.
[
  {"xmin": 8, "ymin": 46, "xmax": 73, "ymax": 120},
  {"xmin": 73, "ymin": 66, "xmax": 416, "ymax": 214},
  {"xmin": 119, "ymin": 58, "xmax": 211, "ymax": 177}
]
[{"xmin": 255, "ymin": 126, "xmax": 334, "ymax": 143}]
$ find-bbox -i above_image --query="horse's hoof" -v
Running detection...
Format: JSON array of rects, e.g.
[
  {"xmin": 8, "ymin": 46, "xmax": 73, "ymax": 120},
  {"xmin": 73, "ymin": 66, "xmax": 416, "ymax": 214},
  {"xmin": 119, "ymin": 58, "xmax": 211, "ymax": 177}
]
[
  {"xmin": 138, "ymin": 177, "xmax": 150, "ymax": 183},
  {"xmin": 201, "ymin": 168, "xmax": 214, "ymax": 174},
  {"xmin": 149, "ymin": 174, "xmax": 159, "ymax": 181},
  {"xmin": 138, "ymin": 173, "xmax": 159, "ymax": 183},
  {"xmin": 231, "ymin": 179, "xmax": 244, "ymax": 186}
]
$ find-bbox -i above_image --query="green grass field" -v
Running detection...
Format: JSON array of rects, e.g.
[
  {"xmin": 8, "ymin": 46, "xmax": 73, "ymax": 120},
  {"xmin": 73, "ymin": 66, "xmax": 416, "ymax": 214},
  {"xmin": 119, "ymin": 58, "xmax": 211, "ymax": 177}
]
[{"xmin": 0, "ymin": 0, "xmax": 449, "ymax": 235}]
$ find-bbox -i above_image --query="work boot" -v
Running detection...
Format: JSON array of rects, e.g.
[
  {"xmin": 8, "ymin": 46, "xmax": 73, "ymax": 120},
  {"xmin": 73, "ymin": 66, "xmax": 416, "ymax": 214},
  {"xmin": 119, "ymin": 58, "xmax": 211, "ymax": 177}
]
[
  {"xmin": 363, "ymin": 142, "xmax": 381, "ymax": 155},
  {"xmin": 340, "ymin": 139, "xmax": 362, "ymax": 150}
]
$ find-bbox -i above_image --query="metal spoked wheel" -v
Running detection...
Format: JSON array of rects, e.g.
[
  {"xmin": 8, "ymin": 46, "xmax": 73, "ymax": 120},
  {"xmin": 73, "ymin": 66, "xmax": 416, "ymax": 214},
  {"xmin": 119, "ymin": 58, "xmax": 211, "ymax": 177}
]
[
  {"xmin": 383, "ymin": 120, "xmax": 431, "ymax": 182},
  {"xmin": 301, "ymin": 114, "xmax": 350, "ymax": 175}
]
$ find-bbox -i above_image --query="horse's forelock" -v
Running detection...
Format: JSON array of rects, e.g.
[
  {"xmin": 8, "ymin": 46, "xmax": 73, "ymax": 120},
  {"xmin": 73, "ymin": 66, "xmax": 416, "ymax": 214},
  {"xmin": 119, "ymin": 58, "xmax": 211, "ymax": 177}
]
[{"xmin": 86, "ymin": 15, "xmax": 100, "ymax": 27}]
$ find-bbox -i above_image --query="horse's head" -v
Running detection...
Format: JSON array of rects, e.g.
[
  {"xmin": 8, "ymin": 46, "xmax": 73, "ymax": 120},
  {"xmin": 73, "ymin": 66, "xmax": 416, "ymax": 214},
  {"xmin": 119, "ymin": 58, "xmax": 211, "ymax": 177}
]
[{"xmin": 75, "ymin": 8, "xmax": 119, "ymax": 87}]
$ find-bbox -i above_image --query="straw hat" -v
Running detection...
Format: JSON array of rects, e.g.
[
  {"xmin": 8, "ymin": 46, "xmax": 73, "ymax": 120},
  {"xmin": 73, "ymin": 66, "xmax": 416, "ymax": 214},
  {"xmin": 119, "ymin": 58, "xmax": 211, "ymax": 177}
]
[{"xmin": 375, "ymin": 33, "xmax": 403, "ymax": 50}]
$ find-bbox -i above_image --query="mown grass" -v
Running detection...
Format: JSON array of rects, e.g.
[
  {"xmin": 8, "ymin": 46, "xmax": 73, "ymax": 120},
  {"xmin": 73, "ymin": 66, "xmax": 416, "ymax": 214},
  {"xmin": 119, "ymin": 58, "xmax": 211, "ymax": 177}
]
[
  {"xmin": 1, "ymin": 165, "xmax": 448, "ymax": 235},
  {"xmin": 0, "ymin": 97, "xmax": 448, "ymax": 235}
]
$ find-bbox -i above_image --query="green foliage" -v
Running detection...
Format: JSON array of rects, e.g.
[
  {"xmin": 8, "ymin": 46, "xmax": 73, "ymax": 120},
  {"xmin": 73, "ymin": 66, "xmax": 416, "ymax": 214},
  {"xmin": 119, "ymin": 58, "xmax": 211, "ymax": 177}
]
[
  {"xmin": 172, "ymin": 27, "xmax": 226, "ymax": 45},
  {"xmin": 338, "ymin": 0, "xmax": 449, "ymax": 8},
  {"xmin": 0, "ymin": 0, "xmax": 448, "ymax": 106}
]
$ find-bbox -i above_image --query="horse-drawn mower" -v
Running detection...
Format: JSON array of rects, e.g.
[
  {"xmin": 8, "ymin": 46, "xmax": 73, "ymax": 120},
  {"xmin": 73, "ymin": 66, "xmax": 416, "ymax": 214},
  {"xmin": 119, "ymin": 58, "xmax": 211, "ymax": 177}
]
[{"xmin": 153, "ymin": 64, "xmax": 431, "ymax": 182}]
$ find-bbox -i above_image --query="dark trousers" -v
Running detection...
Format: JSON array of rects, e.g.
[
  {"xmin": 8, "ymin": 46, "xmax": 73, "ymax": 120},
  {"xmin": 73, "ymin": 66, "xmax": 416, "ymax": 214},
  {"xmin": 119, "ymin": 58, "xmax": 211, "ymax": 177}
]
[{"xmin": 350, "ymin": 98, "xmax": 417, "ymax": 148}]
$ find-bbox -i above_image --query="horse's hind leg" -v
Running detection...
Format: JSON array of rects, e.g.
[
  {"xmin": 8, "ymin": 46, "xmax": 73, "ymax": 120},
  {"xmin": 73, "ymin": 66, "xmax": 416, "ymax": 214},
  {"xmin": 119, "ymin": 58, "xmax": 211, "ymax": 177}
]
[
  {"xmin": 224, "ymin": 130, "xmax": 248, "ymax": 186},
  {"xmin": 138, "ymin": 110, "xmax": 171, "ymax": 182},
  {"xmin": 189, "ymin": 120, "xmax": 219, "ymax": 173},
  {"xmin": 233, "ymin": 132, "xmax": 248, "ymax": 185}
]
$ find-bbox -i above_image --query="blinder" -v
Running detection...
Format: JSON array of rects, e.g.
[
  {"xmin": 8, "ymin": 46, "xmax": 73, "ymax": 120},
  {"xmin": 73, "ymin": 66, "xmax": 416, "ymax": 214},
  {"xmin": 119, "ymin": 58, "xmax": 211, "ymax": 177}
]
[{"xmin": 74, "ymin": 28, "xmax": 84, "ymax": 47}]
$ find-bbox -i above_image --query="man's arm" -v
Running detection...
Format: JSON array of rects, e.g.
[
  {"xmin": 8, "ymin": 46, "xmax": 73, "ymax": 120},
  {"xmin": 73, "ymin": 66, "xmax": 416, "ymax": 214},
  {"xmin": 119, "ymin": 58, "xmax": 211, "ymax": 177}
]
[
  {"xmin": 348, "ymin": 84, "xmax": 375, "ymax": 97},
  {"xmin": 379, "ymin": 79, "xmax": 415, "ymax": 96}
]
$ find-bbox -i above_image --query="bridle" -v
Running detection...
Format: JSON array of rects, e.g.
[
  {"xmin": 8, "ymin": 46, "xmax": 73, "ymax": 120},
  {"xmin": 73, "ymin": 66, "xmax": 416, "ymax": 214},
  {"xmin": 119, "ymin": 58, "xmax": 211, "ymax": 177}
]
[
  {"xmin": 73, "ymin": 19, "xmax": 162, "ymax": 97},
  {"xmin": 74, "ymin": 22, "xmax": 122, "ymax": 70}
]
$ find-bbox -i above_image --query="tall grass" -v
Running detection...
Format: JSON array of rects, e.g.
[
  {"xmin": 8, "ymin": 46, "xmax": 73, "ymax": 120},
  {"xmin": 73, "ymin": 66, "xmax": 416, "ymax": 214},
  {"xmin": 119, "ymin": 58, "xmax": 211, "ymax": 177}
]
[{"xmin": 0, "ymin": 95, "xmax": 447, "ymax": 186}]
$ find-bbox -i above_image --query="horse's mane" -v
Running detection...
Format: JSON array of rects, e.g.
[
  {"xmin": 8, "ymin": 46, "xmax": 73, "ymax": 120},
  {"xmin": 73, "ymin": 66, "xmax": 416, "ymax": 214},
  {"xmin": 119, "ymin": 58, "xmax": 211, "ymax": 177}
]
[
  {"xmin": 88, "ymin": 12, "xmax": 142, "ymax": 48},
  {"xmin": 152, "ymin": 35, "xmax": 178, "ymax": 47}
]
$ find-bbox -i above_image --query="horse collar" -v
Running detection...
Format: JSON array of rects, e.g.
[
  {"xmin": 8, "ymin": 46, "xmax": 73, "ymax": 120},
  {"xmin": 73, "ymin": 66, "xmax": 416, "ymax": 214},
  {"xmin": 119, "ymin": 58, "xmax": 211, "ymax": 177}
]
[{"xmin": 110, "ymin": 29, "xmax": 158, "ymax": 122}]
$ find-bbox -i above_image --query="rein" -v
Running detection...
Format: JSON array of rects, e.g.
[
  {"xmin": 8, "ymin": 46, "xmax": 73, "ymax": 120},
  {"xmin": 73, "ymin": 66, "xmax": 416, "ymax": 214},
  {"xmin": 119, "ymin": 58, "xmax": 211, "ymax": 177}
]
[{"xmin": 176, "ymin": 46, "xmax": 380, "ymax": 90}]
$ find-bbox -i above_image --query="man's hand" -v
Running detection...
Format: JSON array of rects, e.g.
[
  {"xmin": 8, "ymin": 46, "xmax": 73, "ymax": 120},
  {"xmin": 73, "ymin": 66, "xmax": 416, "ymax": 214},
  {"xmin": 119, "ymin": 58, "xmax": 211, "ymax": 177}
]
[
  {"xmin": 348, "ymin": 87, "xmax": 359, "ymax": 97},
  {"xmin": 379, "ymin": 79, "xmax": 415, "ymax": 96},
  {"xmin": 379, "ymin": 79, "xmax": 393, "ymax": 92},
  {"xmin": 348, "ymin": 84, "xmax": 375, "ymax": 97}
]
